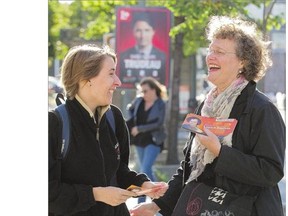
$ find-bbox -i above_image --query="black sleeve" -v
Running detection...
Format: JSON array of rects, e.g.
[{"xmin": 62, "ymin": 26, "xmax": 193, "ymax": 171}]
[
  {"xmin": 48, "ymin": 112, "xmax": 96, "ymax": 215},
  {"xmin": 153, "ymin": 136, "xmax": 194, "ymax": 215},
  {"xmin": 153, "ymin": 163, "xmax": 184, "ymax": 215}
]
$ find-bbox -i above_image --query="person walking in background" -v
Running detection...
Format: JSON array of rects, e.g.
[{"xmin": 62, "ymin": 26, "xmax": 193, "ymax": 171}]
[
  {"xmin": 130, "ymin": 15, "xmax": 285, "ymax": 216},
  {"xmin": 49, "ymin": 44, "xmax": 168, "ymax": 216},
  {"xmin": 126, "ymin": 76, "xmax": 168, "ymax": 203}
]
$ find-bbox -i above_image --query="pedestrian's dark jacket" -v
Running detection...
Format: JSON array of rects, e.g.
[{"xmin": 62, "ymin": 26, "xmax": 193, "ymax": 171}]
[
  {"xmin": 49, "ymin": 98, "xmax": 149, "ymax": 216},
  {"xmin": 154, "ymin": 81, "xmax": 286, "ymax": 216},
  {"xmin": 126, "ymin": 96, "xmax": 166, "ymax": 148}
]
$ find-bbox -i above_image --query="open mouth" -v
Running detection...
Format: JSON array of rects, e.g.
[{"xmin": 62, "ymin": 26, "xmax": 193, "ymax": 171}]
[{"xmin": 208, "ymin": 64, "xmax": 221, "ymax": 72}]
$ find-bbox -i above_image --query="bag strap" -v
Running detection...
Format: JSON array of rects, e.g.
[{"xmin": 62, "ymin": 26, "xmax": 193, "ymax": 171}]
[
  {"xmin": 55, "ymin": 104, "xmax": 70, "ymax": 159},
  {"xmin": 106, "ymin": 108, "xmax": 116, "ymax": 134},
  {"xmin": 56, "ymin": 93, "xmax": 66, "ymax": 106}
]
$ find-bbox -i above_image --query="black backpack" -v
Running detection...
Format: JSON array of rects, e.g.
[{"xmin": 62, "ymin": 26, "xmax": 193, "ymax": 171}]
[{"xmin": 54, "ymin": 93, "xmax": 116, "ymax": 159}]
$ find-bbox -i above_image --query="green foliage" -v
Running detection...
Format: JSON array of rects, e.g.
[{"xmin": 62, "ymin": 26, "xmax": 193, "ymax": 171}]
[
  {"xmin": 266, "ymin": 15, "xmax": 286, "ymax": 31},
  {"xmin": 48, "ymin": 0, "xmax": 72, "ymax": 64},
  {"xmin": 48, "ymin": 0, "xmax": 285, "ymax": 60},
  {"xmin": 147, "ymin": 0, "xmax": 285, "ymax": 56}
]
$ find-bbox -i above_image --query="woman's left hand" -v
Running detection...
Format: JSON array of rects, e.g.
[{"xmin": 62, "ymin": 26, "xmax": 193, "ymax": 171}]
[
  {"xmin": 196, "ymin": 126, "xmax": 221, "ymax": 157},
  {"xmin": 141, "ymin": 181, "xmax": 168, "ymax": 199}
]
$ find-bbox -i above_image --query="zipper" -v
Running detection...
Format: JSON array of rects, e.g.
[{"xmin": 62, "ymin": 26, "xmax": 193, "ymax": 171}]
[{"xmin": 93, "ymin": 115, "xmax": 107, "ymax": 185}]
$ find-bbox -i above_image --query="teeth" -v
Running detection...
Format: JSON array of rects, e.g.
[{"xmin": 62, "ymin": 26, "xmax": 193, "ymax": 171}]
[
  {"xmin": 209, "ymin": 64, "xmax": 220, "ymax": 69},
  {"xmin": 209, "ymin": 64, "xmax": 219, "ymax": 68}
]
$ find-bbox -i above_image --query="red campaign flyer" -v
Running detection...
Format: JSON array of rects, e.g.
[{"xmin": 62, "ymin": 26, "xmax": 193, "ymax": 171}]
[
  {"xmin": 127, "ymin": 184, "xmax": 165, "ymax": 196},
  {"xmin": 181, "ymin": 113, "xmax": 238, "ymax": 137}
]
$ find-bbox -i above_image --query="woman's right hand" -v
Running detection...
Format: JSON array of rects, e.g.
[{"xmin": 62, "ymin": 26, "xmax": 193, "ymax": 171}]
[
  {"xmin": 93, "ymin": 186, "xmax": 136, "ymax": 206},
  {"xmin": 129, "ymin": 202, "xmax": 160, "ymax": 216},
  {"xmin": 131, "ymin": 126, "xmax": 139, "ymax": 136}
]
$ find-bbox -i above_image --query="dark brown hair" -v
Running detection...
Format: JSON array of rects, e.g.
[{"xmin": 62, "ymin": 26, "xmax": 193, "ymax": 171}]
[{"xmin": 140, "ymin": 76, "xmax": 168, "ymax": 100}]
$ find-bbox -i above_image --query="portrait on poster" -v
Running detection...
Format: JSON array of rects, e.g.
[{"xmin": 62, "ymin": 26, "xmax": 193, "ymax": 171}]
[{"xmin": 116, "ymin": 7, "xmax": 171, "ymax": 88}]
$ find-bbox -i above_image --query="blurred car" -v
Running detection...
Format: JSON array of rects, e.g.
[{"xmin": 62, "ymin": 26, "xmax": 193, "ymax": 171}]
[{"xmin": 48, "ymin": 76, "xmax": 63, "ymax": 94}]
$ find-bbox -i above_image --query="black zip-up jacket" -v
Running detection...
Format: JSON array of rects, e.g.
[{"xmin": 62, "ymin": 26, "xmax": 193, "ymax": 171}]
[
  {"xmin": 49, "ymin": 98, "xmax": 149, "ymax": 216},
  {"xmin": 154, "ymin": 81, "xmax": 285, "ymax": 216}
]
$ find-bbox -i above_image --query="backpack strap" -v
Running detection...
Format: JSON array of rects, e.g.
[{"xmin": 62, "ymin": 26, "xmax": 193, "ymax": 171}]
[
  {"xmin": 55, "ymin": 93, "xmax": 66, "ymax": 106},
  {"xmin": 106, "ymin": 108, "xmax": 116, "ymax": 134},
  {"xmin": 55, "ymin": 104, "xmax": 70, "ymax": 159}
]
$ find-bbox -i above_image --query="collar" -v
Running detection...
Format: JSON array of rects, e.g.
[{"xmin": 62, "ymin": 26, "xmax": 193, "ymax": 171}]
[
  {"xmin": 242, "ymin": 81, "xmax": 257, "ymax": 114},
  {"xmin": 75, "ymin": 94, "xmax": 110, "ymax": 122},
  {"xmin": 228, "ymin": 81, "xmax": 256, "ymax": 119}
]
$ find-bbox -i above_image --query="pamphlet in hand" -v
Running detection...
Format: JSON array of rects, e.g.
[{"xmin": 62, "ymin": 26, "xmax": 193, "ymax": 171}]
[
  {"xmin": 181, "ymin": 113, "xmax": 238, "ymax": 137},
  {"xmin": 127, "ymin": 184, "xmax": 165, "ymax": 196}
]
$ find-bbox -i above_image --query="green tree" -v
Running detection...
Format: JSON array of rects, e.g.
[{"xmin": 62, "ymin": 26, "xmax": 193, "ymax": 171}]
[{"xmin": 48, "ymin": 0, "xmax": 72, "ymax": 67}]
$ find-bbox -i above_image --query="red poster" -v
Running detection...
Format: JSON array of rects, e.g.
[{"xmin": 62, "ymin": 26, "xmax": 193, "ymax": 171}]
[{"xmin": 116, "ymin": 7, "xmax": 171, "ymax": 88}]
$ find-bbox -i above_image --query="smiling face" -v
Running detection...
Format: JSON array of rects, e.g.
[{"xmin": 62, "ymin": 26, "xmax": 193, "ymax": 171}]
[
  {"xmin": 90, "ymin": 56, "xmax": 121, "ymax": 106},
  {"xmin": 206, "ymin": 38, "xmax": 243, "ymax": 92},
  {"xmin": 79, "ymin": 56, "xmax": 121, "ymax": 109}
]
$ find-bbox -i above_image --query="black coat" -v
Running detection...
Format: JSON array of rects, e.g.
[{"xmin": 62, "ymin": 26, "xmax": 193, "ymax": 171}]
[
  {"xmin": 49, "ymin": 98, "xmax": 149, "ymax": 216},
  {"xmin": 154, "ymin": 81, "xmax": 285, "ymax": 216}
]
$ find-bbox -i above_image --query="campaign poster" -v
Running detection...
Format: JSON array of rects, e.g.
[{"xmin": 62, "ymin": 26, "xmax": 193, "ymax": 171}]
[{"xmin": 116, "ymin": 7, "xmax": 171, "ymax": 88}]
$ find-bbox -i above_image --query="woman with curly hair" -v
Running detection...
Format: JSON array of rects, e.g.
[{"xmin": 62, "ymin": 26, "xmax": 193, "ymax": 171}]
[{"xmin": 130, "ymin": 15, "xmax": 285, "ymax": 216}]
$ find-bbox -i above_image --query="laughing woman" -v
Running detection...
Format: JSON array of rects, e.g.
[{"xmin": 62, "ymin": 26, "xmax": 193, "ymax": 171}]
[{"xmin": 130, "ymin": 16, "xmax": 285, "ymax": 216}]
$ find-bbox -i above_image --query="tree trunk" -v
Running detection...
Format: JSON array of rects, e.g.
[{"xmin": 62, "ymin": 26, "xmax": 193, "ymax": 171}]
[{"xmin": 166, "ymin": 16, "xmax": 185, "ymax": 164}]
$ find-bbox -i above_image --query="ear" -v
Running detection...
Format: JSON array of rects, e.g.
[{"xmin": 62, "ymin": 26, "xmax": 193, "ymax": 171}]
[
  {"xmin": 79, "ymin": 80, "xmax": 89, "ymax": 89},
  {"xmin": 238, "ymin": 60, "xmax": 244, "ymax": 70}
]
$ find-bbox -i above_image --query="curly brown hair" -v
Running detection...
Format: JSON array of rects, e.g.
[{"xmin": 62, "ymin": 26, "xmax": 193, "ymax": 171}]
[{"xmin": 206, "ymin": 16, "xmax": 272, "ymax": 81}]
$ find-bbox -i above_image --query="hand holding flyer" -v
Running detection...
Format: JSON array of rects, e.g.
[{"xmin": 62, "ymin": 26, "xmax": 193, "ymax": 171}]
[
  {"xmin": 181, "ymin": 113, "xmax": 238, "ymax": 137},
  {"xmin": 127, "ymin": 184, "xmax": 167, "ymax": 196}
]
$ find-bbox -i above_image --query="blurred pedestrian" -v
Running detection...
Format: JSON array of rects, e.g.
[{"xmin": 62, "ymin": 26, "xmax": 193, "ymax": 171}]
[
  {"xmin": 126, "ymin": 76, "xmax": 168, "ymax": 203},
  {"xmin": 49, "ymin": 44, "xmax": 168, "ymax": 216},
  {"xmin": 130, "ymin": 15, "xmax": 285, "ymax": 216}
]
